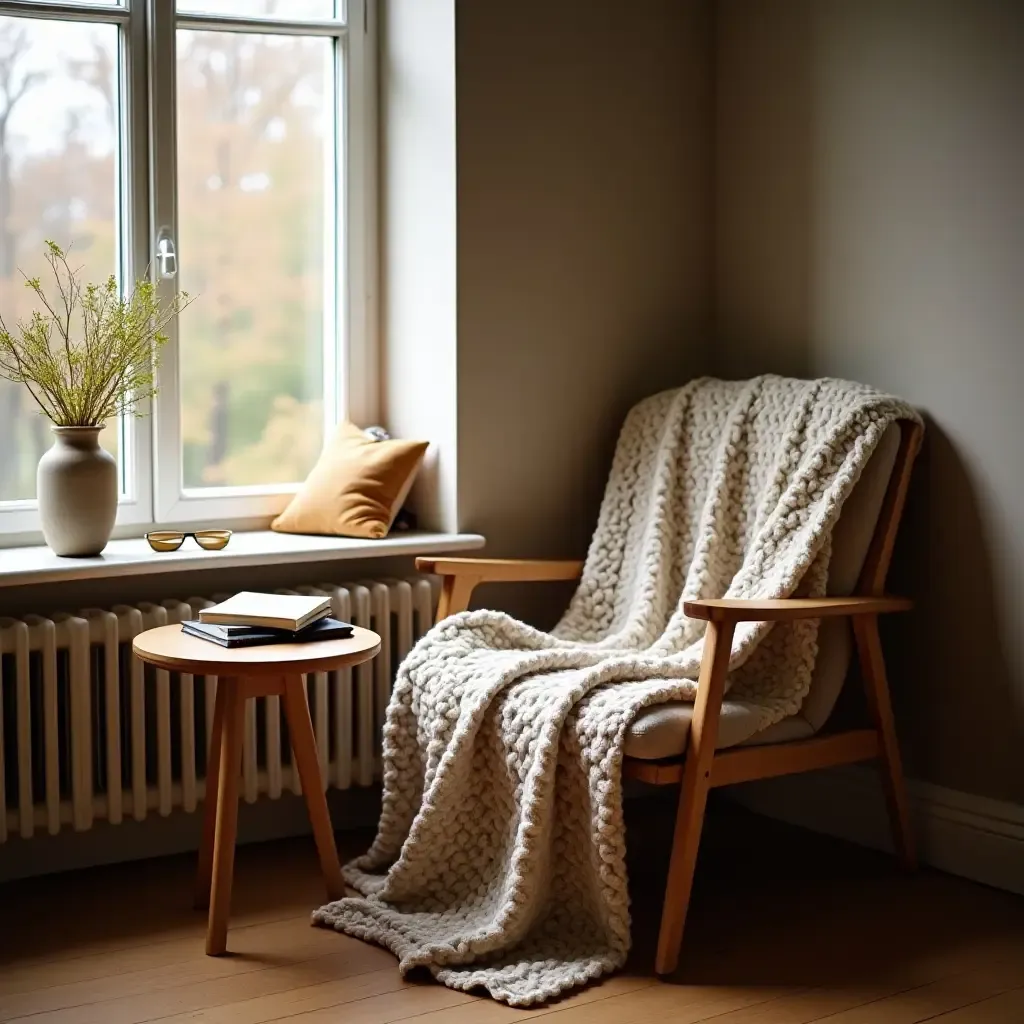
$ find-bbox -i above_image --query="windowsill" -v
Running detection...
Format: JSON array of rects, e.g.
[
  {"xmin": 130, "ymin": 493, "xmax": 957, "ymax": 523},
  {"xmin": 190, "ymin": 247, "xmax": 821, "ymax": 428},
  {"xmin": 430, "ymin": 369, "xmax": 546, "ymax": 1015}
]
[{"xmin": 0, "ymin": 530, "xmax": 485, "ymax": 588}]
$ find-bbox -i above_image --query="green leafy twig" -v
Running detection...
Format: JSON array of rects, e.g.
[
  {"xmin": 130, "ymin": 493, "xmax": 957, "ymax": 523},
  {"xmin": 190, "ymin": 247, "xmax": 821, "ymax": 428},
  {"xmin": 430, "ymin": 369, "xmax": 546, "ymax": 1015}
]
[{"xmin": 0, "ymin": 240, "xmax": 192, "ymax": 427}]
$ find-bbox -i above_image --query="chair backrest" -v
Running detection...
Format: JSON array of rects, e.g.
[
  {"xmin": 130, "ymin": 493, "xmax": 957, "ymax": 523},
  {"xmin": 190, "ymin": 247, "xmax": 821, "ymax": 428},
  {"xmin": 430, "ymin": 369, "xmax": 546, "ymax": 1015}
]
[
  {"xmin": 802, "ymin": 420, "xmax": 923, "ymax": 731},
  {"xmin": 854, "ymin": 420, "xmax": 925, "ymax": 595}
]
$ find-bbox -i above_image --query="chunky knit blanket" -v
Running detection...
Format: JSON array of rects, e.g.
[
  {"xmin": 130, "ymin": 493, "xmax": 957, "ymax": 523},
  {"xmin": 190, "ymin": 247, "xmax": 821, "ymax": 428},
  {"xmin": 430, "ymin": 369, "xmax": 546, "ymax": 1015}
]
[{"xmin": 314, "ymin": 376, "xmax": 920, "ymax": 1006}]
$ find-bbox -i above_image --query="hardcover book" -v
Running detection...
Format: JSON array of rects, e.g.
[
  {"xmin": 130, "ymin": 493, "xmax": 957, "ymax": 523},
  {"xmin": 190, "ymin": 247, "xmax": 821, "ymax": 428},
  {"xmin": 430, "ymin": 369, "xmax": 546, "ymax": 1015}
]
[
  {"xmin": 197, "ymin": 591, "xmax": 332, "ymax": 631},
  {"xmin": 181, "ymin": 617, "xmax": 354, "ymax": 648}
]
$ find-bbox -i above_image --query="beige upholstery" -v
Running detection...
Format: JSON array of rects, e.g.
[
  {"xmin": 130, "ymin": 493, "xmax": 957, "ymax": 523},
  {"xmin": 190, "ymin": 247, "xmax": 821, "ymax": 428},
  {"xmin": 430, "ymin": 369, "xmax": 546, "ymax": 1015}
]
[
  {"xmin": 624, "ymin": 702, "xmax": 815, "ymax": 760},
  {"xmin": 624, "ymin": 423, "xmax": 902, "ymax": 760}
]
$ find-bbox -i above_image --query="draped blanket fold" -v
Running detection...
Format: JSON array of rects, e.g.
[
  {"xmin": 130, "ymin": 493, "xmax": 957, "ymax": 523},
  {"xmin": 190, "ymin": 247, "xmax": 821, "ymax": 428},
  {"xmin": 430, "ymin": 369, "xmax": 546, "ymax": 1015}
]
[{"xmin": 313, "ymin": 376, "xmax": 920, "ymax": 1006}]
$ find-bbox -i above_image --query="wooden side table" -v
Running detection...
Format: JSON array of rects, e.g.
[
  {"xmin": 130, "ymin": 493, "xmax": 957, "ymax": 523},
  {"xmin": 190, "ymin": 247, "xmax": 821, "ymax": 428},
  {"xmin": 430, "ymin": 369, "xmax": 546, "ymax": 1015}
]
[{"xmin": 133, "ymin": 624, "xmax": 381, "ymax": 956}]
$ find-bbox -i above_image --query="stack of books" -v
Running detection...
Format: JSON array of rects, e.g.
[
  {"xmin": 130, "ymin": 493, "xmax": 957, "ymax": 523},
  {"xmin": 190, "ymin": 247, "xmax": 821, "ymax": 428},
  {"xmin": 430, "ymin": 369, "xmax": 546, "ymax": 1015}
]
[{"xmin": 181, "ymin": 592, "xmax": 355, "ymax": 648}]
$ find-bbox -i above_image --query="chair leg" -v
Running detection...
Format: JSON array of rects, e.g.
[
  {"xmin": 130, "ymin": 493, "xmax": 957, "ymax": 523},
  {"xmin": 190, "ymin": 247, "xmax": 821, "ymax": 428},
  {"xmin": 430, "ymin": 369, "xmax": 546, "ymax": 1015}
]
[
  {"xmin": 195, "ymin": 677, "xmax": 227, "ymax": 910},
  {"xmin": 206, "ymin": 680, "xmax": 245, "ymax": 956},
  {"xmin": 655, "ymin": 619, "xmax": 735, "ymax": 976},
  {"xmin": 436, "ymin": 573, "xmax": 480, "ymax": 620},
  {"xmin": 853, "ymin": 614, "xmax": 917, "ymax": 869},
  {"xmin": 281, "ymin": 674, "xmax": 345, "ymax": 900}
]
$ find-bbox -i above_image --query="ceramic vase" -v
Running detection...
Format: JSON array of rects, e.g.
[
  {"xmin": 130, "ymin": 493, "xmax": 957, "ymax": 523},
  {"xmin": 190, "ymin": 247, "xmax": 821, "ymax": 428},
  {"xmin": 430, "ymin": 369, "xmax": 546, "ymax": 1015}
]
[{"xmin": 37, "ymin": 426, "xmax": 117, "ymax": 556}]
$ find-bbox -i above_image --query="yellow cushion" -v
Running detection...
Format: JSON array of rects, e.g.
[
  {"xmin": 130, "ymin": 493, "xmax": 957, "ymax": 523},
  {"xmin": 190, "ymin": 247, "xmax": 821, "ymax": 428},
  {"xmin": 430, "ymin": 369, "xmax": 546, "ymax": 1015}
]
[{"xmin": 271, "ymin": 422, "xmax": 428, "ymax": 540}]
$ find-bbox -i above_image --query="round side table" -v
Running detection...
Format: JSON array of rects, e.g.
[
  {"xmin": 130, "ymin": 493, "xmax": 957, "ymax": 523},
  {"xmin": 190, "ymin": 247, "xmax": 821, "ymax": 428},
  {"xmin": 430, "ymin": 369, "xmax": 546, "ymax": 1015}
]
[{"xmin": 133, "ymin": 623, "xmax": 381, "ymax": 956}]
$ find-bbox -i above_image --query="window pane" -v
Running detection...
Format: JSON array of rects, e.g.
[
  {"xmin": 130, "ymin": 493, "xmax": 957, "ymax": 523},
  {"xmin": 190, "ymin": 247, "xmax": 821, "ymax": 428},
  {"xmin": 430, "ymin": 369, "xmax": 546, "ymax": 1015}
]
[
  {"xmin": 177, "ymin": 30, "xmax": 332, "ymax": 489},
  {"xmin": 177, "ymin": 1, "xmax": 337, "ymax": 18},
  {"xmin": 0, "ymin": 17, "xmax": 120, "ymax": 503}
]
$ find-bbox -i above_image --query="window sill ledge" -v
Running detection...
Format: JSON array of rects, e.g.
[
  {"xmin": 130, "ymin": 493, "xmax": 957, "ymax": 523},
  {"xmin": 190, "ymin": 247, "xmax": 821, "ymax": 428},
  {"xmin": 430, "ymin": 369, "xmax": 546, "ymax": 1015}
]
[{"xmin": 0, "ymin": 530, "xmax": 485, "ymax": 589}]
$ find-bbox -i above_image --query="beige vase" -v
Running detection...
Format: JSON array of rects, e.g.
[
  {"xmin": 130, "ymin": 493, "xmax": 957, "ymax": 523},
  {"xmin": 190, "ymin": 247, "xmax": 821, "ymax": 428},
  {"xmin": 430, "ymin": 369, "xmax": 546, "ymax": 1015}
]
[{"xmin": 37, "ymin": 426, "xmax": 118, "ymax": 556}]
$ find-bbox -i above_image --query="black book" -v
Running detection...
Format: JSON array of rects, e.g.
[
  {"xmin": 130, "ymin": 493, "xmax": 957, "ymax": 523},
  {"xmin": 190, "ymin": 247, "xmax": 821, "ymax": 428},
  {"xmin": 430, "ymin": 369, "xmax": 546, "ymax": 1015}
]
[{"xmin": 181, "ymin": 617, "xmax": 355, "ymax": 648}]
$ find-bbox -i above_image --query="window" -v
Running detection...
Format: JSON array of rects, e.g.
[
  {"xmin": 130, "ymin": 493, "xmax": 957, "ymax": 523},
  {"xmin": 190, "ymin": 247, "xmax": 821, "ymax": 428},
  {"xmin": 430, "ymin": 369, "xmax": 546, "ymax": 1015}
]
[{"xmin": 0, "ymin": 0, "xmax": 375, "ymax": 538}]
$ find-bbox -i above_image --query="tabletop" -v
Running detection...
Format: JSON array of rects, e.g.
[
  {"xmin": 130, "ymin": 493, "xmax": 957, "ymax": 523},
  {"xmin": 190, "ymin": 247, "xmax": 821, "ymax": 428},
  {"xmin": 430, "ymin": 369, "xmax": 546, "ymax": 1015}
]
[{"xmin": 133, "ymin": 623, "xmax": 381, "ymax": 676}]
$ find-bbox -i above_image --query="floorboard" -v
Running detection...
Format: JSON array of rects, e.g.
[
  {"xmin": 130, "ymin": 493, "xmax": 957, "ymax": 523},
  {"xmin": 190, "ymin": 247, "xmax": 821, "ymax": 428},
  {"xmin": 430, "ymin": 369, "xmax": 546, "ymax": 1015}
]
[
  {"xmin": 1, "ymin": 799, "xmax": 1022, "ymax": 1023},
  {"xmin": 929, "ymin": 987, "xmax": 1024, "ymax": 1022}
]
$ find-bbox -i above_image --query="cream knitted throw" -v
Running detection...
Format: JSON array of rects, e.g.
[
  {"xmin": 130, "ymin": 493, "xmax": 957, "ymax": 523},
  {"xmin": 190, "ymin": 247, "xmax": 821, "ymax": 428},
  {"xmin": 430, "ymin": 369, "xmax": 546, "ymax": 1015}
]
[{"xmin": 314, "ymin": 376, "xmax": 920, "ymax": 1006}]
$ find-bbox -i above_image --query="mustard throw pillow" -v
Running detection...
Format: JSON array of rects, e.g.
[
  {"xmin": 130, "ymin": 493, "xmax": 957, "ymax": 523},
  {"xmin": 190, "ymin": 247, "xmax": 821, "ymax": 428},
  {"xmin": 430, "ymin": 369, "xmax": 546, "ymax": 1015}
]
[{"xmin": 271, "ymin": 422, "xmax": 428, "ymax": 540}]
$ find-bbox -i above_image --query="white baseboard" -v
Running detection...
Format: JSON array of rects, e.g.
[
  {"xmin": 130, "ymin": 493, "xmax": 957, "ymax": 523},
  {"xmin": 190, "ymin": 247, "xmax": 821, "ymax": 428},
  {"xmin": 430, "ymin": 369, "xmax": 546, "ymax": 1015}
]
[
  {"xmin": 0, "ymin": 788, "xmax": 382, "ymax": 883},
  {"xmin": 729, "ymin": 765, "xmax": 1024, "ymax": 897},
  {"xmin": 6, "ymin": 771, "xmax": 1023, "ymax": 896}
]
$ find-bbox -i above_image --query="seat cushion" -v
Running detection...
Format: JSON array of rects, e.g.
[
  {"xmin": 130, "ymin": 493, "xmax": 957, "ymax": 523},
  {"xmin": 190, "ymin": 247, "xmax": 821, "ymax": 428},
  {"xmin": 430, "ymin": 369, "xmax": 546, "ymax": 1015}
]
[
  {"xmin": 624, "ymin": 422, "xmax": 903, "ymax": 760},
  {"xmin": 624, "ymin": 701, "xmax": 814, "ymax": 759}
]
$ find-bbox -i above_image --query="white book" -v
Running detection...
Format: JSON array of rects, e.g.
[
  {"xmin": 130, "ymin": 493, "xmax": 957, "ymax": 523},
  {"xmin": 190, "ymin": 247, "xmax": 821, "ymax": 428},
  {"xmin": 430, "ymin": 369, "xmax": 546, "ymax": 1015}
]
[{"xmin": 198, "ymin": 591, "xmax": 332, "ymax": 631}]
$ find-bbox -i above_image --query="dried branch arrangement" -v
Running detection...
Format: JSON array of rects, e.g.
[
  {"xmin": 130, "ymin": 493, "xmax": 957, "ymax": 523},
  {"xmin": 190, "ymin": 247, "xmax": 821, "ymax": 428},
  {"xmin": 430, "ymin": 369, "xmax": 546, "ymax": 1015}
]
[{"xmin": 0, "ymin": 241, "xmax": 191, "ymax": 426}]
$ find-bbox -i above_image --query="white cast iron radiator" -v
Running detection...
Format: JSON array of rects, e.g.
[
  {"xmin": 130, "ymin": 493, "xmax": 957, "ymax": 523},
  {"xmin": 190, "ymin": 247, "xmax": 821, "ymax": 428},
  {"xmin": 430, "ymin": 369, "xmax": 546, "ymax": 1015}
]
[{"xmin": 0, "ymin": 577, "xmax": 437, "ymax": 843}]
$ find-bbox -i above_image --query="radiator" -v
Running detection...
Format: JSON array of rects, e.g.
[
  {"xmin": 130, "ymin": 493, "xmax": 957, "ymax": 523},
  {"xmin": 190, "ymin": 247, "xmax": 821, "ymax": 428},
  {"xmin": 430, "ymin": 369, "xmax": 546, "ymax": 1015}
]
[{"xmin": 0, "ymin": 577, "xmax": 437, "ymax": 843}]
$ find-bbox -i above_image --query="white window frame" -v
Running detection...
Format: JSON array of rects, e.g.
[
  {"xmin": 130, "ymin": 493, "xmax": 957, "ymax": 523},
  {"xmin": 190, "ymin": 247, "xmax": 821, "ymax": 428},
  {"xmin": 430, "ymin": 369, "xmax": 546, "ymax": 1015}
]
[{"xmin": 0, "ymin": 0, "xmax": 377, "ymax": 543}]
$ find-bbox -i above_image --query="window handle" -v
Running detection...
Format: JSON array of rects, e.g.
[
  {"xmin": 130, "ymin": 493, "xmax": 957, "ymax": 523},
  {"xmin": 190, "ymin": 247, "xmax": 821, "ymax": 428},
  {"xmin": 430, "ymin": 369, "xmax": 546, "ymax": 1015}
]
[{"xmin": 156, "ymin": 230, "xmax": 177, "ymax": 279}]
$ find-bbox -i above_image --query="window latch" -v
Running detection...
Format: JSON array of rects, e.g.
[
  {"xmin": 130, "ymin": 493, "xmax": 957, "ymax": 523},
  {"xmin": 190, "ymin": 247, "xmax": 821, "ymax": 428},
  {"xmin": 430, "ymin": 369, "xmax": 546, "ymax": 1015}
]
[{"xmin": 156, "ymin": 230, "xmax": 177, "ymax": 279}]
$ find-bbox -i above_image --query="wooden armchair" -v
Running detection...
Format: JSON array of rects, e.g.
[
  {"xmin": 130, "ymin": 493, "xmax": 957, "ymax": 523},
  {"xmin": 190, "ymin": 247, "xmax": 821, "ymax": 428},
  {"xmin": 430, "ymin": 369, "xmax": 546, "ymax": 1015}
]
[{"xmin": 416, "ymin": 419, "xmax": 923, "ymax": 977}]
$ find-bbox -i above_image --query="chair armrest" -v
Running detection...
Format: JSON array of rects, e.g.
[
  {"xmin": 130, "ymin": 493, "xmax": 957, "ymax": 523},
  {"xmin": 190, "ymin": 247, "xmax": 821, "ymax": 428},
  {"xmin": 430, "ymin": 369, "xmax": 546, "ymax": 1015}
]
[
  {"xmin": 683, "ymin": 596, "xmax": 913, "ymax": 623},
  {"xmin": 416, "ymin": 558, "xmax": 584, "ymax": 621},
  {"xmin": 415, "ymin": 557, "xmax": 584, "ymax": 583}
]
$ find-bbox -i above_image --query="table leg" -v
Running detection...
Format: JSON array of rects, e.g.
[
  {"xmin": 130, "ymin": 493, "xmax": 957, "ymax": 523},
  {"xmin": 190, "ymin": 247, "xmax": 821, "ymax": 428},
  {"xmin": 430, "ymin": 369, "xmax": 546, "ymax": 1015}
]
[
  {"xmin": 281, "ymin": 674, "xmax": 344, "ymax": 900},
  {"xmin": 195, "ymin": 677, "xmax": 227, "ymax": 910},
  {"xmin": 206, "ymin": 679, "xmax": 245, "ymax": 956}
]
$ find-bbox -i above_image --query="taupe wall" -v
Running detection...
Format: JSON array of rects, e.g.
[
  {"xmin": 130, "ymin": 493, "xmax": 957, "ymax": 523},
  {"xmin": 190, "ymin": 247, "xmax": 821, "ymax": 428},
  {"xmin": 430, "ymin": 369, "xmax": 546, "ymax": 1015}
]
[
  {"xmin": 454, "ymin": 0, "xmax": 713, "ymax": 622},
  {"xmin": 715, "ymin": 0, "xmax": 1024, "ymax": 802}
]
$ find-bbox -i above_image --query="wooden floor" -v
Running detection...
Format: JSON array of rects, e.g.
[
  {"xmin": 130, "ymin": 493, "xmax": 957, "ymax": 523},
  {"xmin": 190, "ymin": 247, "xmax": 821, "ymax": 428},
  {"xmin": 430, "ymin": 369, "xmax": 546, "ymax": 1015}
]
[{"xmin": 2, "ymin": 797, "xmax": 1024, "ymax": 1024}]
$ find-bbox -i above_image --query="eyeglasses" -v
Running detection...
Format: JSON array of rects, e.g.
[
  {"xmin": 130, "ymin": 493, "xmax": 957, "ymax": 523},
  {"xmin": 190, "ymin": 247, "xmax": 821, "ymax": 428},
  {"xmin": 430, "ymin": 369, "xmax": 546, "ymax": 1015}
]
[{"xmin": 144, "ymin": 530, "xmax": 233, "ymax": 552}]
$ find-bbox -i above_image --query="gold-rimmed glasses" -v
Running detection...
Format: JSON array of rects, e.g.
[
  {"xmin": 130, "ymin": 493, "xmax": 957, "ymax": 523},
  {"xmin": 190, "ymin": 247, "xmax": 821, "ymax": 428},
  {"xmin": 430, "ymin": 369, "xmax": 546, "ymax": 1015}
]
[{"xmin": 144, "ymin": 529, "xmax": 233, "ymax": 552}]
